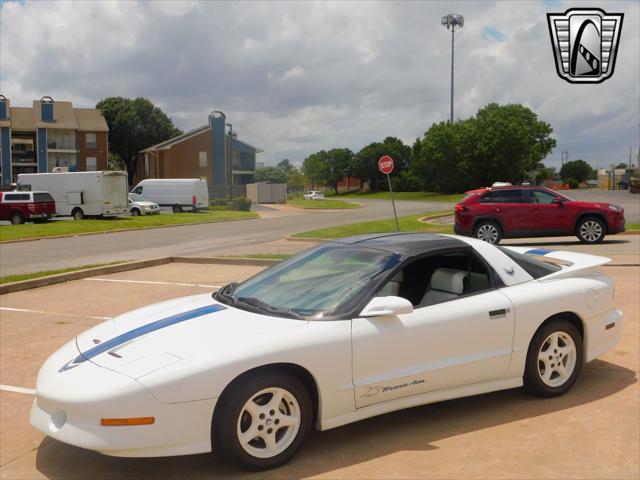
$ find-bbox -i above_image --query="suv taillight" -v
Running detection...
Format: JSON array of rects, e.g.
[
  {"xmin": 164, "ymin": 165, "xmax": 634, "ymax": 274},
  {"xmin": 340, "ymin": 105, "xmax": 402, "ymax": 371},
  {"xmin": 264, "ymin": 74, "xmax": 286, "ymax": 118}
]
[
  {"xmin": 192, "ymin": 195, "xmax": 197, "ymax": 205},
  {"xmin": 455, "ymin": 205, "xmax": 467, "ymax": 212}
]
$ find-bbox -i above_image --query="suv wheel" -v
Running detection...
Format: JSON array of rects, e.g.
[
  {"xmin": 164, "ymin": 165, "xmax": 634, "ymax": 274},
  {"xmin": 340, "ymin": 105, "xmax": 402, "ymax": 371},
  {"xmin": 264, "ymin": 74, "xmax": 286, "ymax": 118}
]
[
  {"xmin": 213, "ymin": 371, "xmax": 312, "ymax": 470},
  {"xmin": 473, "ymin": 221, "xmax": 502, "ymax": 244},
  {"xmin": 576, "ymin": 216, "xmax": 606, "ymax": 243},
  {"xmin": 9, "ymin": 211, "xmax": 25, "ymax": 225},
  {"xmin": 72, "ymin": 208, "xmax": 85, "ymax": 221}
]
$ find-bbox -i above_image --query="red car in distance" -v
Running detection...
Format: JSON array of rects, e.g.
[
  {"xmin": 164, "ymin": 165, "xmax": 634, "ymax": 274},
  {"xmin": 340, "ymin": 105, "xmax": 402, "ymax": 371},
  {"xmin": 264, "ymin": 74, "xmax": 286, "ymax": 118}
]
[
  {"xmin": 0, "ymin": 191, "xmax": 56, "ymax": 225},
  {"xmin": 454, "ymin": 186, "xmax": 625, "ymax": 244}
]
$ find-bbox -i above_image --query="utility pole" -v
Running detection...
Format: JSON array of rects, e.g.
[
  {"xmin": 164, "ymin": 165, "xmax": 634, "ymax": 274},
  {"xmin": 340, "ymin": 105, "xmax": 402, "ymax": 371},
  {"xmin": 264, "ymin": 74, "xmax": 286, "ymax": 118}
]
[{"xmin": 441, "ymin": 14, "xmax": 464, "ymax": 124}]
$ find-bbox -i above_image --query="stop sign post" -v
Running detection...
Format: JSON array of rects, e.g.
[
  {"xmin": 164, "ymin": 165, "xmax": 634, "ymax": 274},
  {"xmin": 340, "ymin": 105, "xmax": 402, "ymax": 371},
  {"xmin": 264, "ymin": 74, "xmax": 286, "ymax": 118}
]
[{"xmin": 378, "ymin": 155, "xmax": 400, "ymax": 231}]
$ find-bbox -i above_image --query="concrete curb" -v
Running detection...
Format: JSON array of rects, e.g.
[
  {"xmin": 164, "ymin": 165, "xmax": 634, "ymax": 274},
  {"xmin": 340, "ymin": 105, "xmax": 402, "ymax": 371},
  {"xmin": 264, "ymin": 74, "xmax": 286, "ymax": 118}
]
[
  {"xmin": 417, "ymin": 212, "xmax": 455, "ymax": 224},
  {"xmin": 0, "ymin": 256, "xmax": 281, "ymax": 294},
  {"xmin": 0, "ymin": 214, "xmax": 258, "ymax": 245},
  {"xmin": 286, "ymin": 201, "xmax": 364, "ymax": 211}
]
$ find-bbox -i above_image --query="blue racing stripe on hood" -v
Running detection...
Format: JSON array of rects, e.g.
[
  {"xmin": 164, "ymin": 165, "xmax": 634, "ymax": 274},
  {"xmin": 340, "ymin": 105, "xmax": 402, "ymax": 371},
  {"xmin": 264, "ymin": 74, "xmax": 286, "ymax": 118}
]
[
  {"xmin": 60, "ymin": 304, "xmax": 225, "ymax": 371},
  {"xmin": 526, "ymin": 248, "xmax": 553, "ymax": 256}
]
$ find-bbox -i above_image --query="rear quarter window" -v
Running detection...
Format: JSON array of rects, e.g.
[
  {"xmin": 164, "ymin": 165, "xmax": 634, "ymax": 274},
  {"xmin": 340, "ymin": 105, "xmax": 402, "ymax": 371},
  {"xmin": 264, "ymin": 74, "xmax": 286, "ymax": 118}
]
[
  {"xmin": 498, "ymin": 247, "xmax": 561, "ymax": 279},
  {"xmin": 3, "ymin": 193, "xmax": 30, "ymax": 201},
  {"xmin": 34, "ymin": 193, "xmax": 55, "ymax": 202}
]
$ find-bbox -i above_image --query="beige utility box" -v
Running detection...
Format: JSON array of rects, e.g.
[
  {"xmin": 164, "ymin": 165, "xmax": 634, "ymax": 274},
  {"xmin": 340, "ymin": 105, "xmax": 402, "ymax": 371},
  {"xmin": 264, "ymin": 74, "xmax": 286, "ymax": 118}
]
[{"xmin": 246, "ymin": 182, "xmax": 287, "ymax": 204}]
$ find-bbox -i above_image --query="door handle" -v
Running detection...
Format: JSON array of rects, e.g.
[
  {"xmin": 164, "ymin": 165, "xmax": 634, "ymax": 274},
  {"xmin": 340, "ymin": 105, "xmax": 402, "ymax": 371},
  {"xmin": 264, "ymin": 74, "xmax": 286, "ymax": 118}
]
[
  {"xmin": 489, "ymin": 308, "xmax": 509, "ymax": 318},
  {"xmin": 492, "ymin": 208, "xmax": 501, "ymax": 212}
]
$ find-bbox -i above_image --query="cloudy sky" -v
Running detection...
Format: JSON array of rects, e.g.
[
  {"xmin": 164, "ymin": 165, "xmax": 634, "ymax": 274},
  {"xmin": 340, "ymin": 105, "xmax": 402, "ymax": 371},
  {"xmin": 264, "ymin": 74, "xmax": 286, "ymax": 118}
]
[{"xmin": 1, "ymin": 0, "xmax": 638, "ymax": 170}]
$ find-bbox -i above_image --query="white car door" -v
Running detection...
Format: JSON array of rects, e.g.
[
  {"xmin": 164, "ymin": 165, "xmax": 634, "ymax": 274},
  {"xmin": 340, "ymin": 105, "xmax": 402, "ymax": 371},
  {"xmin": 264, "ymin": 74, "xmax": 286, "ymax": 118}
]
[{"xmin": 352, "ymin": 288, "xmax": 515, "ymax": 408}]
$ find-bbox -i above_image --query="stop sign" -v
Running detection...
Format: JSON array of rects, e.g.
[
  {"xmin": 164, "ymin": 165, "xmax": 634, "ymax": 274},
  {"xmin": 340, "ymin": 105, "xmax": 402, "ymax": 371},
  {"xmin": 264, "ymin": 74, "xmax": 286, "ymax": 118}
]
[{"xmin": 378, "ymin": 155, "xmax": 394, "ymax": 174}]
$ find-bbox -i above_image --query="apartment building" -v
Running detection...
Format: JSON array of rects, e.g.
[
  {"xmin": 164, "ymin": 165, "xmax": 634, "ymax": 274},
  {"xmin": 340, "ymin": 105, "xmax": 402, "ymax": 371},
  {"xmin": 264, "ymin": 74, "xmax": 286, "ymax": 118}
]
[
  {"xmin": 137, "ymin": 111, "xmax": 262, "ymax": 197},
  {"xmin": 0, "ymin": 96, "xmax": 109, "ymax": 185}
]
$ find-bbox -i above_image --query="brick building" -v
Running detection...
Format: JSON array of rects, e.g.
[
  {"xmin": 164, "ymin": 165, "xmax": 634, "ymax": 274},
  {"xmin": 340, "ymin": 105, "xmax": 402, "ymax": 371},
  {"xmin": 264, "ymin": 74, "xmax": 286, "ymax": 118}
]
[
  {"xmin": 137, "ymin": 111, "xmax": 262, "ymax": 197},
  {"xmin": 0, "ymin": 96, "xmax": 109, "ymax": 185}
]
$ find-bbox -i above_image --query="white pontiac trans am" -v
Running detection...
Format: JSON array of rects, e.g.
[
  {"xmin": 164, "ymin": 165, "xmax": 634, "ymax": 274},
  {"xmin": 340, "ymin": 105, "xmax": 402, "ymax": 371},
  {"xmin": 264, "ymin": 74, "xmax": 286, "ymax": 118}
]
[{"xmin": 31, "ymin": 233, "xmax": 622, "ymax": 470}]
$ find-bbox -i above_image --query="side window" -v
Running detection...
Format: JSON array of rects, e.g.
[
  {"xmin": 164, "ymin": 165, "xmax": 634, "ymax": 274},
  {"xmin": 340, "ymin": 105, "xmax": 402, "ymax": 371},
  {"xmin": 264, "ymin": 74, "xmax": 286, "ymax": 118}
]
[
  {"xmin": 479, "ymin": 191, "xmax": 496, "ymax": 203},
  {"xmin": 530, "ymin": 190, "xmax": 556, "ymax": 204},
  {"xmin": 375, "ymin": 251, "xmax": 495, "ymax": 308},
  {"xmin": 133, "ymin": 186, "xmax": 143, "ymax": 194},
  {"xmin": 4, "ymin": 193, "xmax": 30, "ymax": 201},
  {"xmin": 494, "ymin": 189, "xmax": 523, "ymax": 204}
]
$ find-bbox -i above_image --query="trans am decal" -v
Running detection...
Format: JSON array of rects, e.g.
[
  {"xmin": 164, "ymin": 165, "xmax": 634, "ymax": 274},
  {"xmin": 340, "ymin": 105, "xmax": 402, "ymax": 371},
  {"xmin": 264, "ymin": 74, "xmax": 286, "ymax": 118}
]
[{"xmin": 360, "ymin": 379, "xmax": 426, "ymax": 398}]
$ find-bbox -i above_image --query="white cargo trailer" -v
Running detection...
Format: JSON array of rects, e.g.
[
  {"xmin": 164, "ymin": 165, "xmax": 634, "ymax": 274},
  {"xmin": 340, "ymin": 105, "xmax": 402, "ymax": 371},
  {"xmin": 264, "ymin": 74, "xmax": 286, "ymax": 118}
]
[
  {"xmin": 131, "ymin": 178, "xmax": 209, "ymax": 213},
  {"xmin": 17, "ymin": 171, "xmax": 129, "ymax": 220}
]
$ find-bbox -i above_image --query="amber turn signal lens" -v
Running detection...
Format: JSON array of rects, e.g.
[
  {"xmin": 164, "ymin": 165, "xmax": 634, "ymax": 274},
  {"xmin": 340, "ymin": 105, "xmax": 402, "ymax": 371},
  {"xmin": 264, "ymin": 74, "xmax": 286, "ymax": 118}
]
[{"xmin": 100, "ymin": 417, "xmax": 155, "ymax": 426}]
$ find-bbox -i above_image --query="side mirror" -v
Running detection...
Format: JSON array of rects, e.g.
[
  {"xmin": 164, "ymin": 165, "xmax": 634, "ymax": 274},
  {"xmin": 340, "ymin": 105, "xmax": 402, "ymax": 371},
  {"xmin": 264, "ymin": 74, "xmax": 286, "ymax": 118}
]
[
  {"xmin": 360, "ymin": 296, "xmax": 413, "ymax": 318},
  {"xmin": 552, "ymin": 198, "xmax": 564, "ymax": 206}
]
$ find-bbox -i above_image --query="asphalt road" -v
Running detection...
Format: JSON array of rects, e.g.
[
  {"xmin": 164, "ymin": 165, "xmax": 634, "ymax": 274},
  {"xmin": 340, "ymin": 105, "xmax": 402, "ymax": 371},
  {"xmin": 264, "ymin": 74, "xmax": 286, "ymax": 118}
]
[{"xmin": 0, "ymin": 199, "xmax": 449, "ymax": 276}]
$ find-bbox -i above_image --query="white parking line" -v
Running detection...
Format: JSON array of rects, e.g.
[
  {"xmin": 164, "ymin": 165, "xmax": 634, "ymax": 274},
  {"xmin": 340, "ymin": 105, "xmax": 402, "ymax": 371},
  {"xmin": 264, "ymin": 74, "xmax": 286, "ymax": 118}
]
[
  {"xmin": 0, "ymin": 385, "xmax": 36, "ymax": 395},
  {"xmin": 84, "ymin": 278, "xmax": 221, "ymax": 289},
  {"xmin": 0, "ymin": 307, "xmax": 111, "ymax": 321}
]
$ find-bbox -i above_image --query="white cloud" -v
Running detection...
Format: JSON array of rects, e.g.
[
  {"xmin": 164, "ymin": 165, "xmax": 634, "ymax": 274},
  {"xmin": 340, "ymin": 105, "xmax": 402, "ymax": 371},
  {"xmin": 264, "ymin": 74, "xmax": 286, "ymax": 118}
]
[{"xmin": 0, "ymin": 0, "xmax": 638, "ymax": 170}]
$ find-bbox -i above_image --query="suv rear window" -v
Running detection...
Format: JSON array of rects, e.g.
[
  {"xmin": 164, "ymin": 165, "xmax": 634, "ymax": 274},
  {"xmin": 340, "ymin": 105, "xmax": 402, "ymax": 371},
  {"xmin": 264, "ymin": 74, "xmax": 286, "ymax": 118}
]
[
  {"xmin": 498, "ymin": 247, "xmax": 561, "ymax": 279},
  {"xmin": 3, "ymin": 193, "xmax": 30, "ymax": 201},
  {"xmin": 479, "ymin": 189, "xmax": 524, "ymax": 203},
  {"xmin": 34, "ymin": 193, "xmax": 54, "ymax": 202}
]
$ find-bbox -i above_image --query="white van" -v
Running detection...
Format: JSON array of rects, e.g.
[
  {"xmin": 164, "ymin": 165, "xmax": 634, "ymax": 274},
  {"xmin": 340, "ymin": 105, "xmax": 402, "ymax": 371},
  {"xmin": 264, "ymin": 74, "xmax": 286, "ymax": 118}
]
[
  {"xmin": 17, "ymin": 171, "xmax": 129, "ymax": 220},
  {"xmin": 131, "ymin": 179, "xmax": 209, "ymax": 213}
]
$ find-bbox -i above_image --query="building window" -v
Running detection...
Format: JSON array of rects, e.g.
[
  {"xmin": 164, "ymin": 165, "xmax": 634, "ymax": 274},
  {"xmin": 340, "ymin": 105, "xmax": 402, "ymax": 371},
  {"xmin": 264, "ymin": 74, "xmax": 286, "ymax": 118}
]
[
  {"xmin": 85, "ymin": 133, "xmax": 97, "ymax": 148},
  {"xmin": 86, "ymin": 157, "xmax": 97, "ymax": 171},
  {"xmin": 199, "ymin": 151, "xmax": 207, "ymax": 168},
  {"xmin": 47, "ymin": 130, "xmax": 76, "ymax": 150}
]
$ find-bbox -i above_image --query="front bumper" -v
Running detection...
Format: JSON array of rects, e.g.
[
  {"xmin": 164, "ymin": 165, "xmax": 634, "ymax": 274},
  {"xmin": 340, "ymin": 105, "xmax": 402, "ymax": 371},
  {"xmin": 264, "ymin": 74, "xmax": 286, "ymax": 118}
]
[{"xmin": 30, "ymin": 344, "xmax": 216, "ymax": 457}]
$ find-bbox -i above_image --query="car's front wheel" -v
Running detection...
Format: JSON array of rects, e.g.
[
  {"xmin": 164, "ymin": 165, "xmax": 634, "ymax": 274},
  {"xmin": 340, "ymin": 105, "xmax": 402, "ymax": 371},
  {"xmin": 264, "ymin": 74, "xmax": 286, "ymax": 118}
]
[
  {"xmin": 523, "ymin": 319, "xmax": 583, "ymax": 397},
  {"xmin": 213, "ymin": 371, "xmax": 312, "ymax": 470},
  {"xmin": 131, "ymin": 208, "xmax": 141, "ymax": 217},
  {"xmin": 473, "ymin": 220, "xmax": 502, "ymax": 244},
  {"xmin": 576, "ymin": 216, "xmax": 606, "ymax": 243}
]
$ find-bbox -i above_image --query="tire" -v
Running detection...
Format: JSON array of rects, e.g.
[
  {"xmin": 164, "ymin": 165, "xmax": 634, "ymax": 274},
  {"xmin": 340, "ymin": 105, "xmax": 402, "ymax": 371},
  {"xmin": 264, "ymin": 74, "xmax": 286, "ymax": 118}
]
[
  {"xmin": 523, "ymin": 319, "xmax": 583, "ymax": 397},
  {"xmin": 576, "ymin": 216, "xmax": 606, "ymax": 243},
  {"xmin": 9, "ymin": 211, "xmax": 25, "ymax": 225},
  {"xmin": 172, "ymin": 204, "xmax": 183, "ymax": 214},
  {"xmin": 213, "ymin": 371, "xmax": 312, "ymax": 470},
  {"xmin": 131, "ymin": 208, "xmax": 141, "ymax": 217},
  {"xmin": 72, "ymin": 208, "xmax": 85, "ymax": 221},
  {"xmin": 473, "ymin": 220, "xmax": 502, "ymax": 244}
]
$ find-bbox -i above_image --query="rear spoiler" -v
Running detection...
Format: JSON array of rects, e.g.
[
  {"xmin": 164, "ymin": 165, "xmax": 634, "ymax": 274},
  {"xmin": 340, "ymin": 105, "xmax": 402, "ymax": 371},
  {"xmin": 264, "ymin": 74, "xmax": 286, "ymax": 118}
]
[{"xmin": 503, "ymin": 247, "xmax": 611, "ymax": 280}]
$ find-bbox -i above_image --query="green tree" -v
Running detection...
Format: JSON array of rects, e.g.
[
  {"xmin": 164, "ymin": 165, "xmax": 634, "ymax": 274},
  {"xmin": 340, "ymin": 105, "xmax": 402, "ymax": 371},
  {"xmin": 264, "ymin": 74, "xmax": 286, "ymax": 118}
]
[
  {"xmin": 535, "ymin": 169, "xmax": 549, "ymax": 185},
  {"xmin": 325, "ymin": 148, "xmax": 354, "ymax": 194},
  {"xmin": 277, "ymin": 158, "xmax": 294, "ymax": 173},
  {"xmin": 412, "ymin": 103, "xmax": 556, "ymax": 193},
  {"xmin": 302, "ymin": 151, "xmax": 329, "ymax": 188},
  {"xmin": 615, "ymin": 163, "xmax": 628, "ymax": 169},
  {"xmin": 286, "ymin": 167, "xmax": 306, "ymax": 196},
  {"xmin": 255, "ymin": 166, "xmax": 287, "ymax": 183},
  {"xmin": 96, "ymin": 97, "xmax": 183, "ymax": 183},
  {"xmin": 352, "ymin": 137, "xmax": 411, "ymax": 191},
  {"xmin": 560, "ymin": 159, "xmax": 592, "ymax": 184}
]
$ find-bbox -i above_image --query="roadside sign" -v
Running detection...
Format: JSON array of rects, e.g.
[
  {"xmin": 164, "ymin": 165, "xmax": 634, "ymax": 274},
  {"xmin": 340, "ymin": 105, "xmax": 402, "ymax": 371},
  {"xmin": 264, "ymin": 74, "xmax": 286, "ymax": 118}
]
[
  {"xmin": 378, "ymin": 155, "xmax": 399, "ymax": 231},
  {"xmin": 378, "ymin": 155, "xmax": 395, "ymax": 175}
]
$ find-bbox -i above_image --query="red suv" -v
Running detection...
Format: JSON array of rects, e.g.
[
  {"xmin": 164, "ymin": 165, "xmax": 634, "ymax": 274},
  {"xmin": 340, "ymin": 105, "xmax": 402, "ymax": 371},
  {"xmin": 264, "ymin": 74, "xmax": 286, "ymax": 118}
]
[
  {"xmin": 0, "ymin": 191, "xmax": 56, "ymax": 225},
  {"xmin": 454, "ymin": 186, "xmax": 625, "ymax": 244}
]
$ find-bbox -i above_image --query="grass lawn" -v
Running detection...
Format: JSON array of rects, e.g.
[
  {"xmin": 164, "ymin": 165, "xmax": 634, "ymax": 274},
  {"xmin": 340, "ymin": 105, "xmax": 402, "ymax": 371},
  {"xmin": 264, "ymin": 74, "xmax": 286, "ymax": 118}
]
[
  {"xmin": 0, "ymin": 209, "xmax": 257, "ymax": 242},
  {"xmin": 333, "ymin": 191, "xmax": 464, "ymax": 203},
  {"xmin": 292, "ymin": 211, "xmax": 453, "ymax": 239},
  {"xmin": 287, "ymin": 198, "xmax": 361, "ymax": 209},
  {"xmin": 627, "ymin": 223, "xmax": 640, "ymax": 231},
  {"xmin": 0, "ymin": 262, "xmax": 124, "ymax": 284}
]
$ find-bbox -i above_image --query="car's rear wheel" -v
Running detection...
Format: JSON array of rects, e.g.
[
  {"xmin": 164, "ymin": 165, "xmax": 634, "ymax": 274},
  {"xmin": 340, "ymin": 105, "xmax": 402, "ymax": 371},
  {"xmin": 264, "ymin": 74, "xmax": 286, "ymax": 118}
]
[
  {"xmin": 9, "ymin": 211, "xmax": 25, "ymax": 225},
  {"xmin": 473, "ymin": 221, "xmax": 502, "ymax": 244},
  {"xmin": 576, "ymin": 216, "xmax": 606, "ymax": 243},
  {"xmin": 213, "ymin": 371, "xmax": 312, "ymax": 470},
  {"xmin": 72, "ymin": 208, "xmax": 85, "ymax": 221},
  {"xmin": 172, "ymin": 204, "xmax": 183, "ymax": 213},
  {"xmin": 523, "ymin": 319, "xmax": 583, "ymax": 397}
]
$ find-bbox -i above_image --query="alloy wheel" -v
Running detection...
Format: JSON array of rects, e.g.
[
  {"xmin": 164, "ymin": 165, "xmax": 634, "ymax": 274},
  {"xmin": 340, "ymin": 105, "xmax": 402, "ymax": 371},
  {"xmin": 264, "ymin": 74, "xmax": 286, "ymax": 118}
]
[
  {"xmin": 580, "ymin": 220, "xmax": 603, "ymax": 242},
  {"xmin": 476, "ymin": 224, "xmax": 499, "ymax": 243},
  {"xmin": 537, "ymin": 331, "xmax": 577, "ymax": 387},
  {"xmin": 236, "ymin": 387, "xmax": 301, "ymax": 459}
]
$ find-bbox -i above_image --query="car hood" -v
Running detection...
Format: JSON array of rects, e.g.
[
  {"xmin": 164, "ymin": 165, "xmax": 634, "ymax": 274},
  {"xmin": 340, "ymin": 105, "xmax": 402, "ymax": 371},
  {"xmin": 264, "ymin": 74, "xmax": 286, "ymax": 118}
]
[
  {"xmin": 75, "ymin": 294, "xmax": 305, "ymax": 377},
  {"xmin": 132, "ymin": 201, "xmax": 157, "ymax": 207}
]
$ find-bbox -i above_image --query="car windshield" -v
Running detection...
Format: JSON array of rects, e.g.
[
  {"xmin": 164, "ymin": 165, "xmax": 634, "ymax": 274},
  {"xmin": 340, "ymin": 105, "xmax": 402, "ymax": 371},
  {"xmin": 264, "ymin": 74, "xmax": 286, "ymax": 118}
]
[
  {"xmin": 129, "ymin": 193, "xmax": 147, "ymax": 202},
  {"xmin": 224, "ymin": 244, "xmax": 401, "ymax": 318}
]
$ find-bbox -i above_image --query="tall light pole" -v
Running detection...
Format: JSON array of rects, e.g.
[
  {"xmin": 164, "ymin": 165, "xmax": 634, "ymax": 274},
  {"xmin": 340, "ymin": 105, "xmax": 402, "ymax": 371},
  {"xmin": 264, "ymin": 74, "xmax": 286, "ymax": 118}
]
[{"xmin": 441, "ymin": 14, "xmax": 464, "ymax": 124}]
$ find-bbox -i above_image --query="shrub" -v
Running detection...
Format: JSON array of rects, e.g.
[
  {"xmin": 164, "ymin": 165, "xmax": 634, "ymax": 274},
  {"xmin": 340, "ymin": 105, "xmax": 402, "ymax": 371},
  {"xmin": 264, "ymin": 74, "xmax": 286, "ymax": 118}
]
[
  {"xmin": 566, "ymin": 178, "xmax": 579, "ymax": 189},
  {"xmin": 232, "ymin": 197, "xmax": 252, "ymax": 211},
  {"xmin": 391, "ymin": 171, "xmax": 423, "ymax": 192}
]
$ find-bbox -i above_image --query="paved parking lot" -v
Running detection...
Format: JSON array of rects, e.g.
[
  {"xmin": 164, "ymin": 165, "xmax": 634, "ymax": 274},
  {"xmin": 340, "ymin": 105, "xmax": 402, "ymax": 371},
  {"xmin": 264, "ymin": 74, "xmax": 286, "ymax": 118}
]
[{"xmin": 0, "ymin": 261, "xmax": 638, "ymax": 479}]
